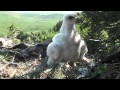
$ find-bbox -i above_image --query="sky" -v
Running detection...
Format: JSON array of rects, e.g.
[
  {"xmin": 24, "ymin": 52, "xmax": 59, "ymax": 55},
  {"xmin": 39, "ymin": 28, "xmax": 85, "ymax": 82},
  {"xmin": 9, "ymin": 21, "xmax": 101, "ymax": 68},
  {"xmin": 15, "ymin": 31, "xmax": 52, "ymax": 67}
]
[{"xmin": 12, "ymin": 11, "xmax": 81, "ymax": 15}]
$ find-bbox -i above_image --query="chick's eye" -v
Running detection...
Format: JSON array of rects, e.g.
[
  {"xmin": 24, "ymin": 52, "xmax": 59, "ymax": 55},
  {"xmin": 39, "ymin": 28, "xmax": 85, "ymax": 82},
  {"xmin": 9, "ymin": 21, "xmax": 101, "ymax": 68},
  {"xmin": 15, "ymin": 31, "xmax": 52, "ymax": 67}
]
[{"xmin": 68, "ymin": 16, "xmax": 75, "ymax": 20}]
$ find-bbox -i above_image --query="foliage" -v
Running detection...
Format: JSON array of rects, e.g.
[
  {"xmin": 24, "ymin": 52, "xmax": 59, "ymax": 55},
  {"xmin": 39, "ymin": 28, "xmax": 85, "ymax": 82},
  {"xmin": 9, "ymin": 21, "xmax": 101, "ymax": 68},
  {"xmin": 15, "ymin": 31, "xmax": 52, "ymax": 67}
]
[
  {"xmin": 16, "ymin": 29, "xmax": 57, "ymax": 44},
  {"xmin": 7, "ymin": 24, "xmax": 20, "ymax": 39},
  {"xmin": 76, "ymin": 11, "xmax": 120, "ymax": 56},
  {"xmin": 52, "ymin": 21, "xmax": 62, "ymax": 32}
]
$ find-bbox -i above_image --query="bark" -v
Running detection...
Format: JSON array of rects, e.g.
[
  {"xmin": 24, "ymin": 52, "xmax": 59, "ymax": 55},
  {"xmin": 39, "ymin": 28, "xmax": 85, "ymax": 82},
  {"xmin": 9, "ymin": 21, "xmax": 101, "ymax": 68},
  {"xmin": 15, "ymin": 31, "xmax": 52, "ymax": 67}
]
[{"xmin": 100, "ymin": 51, "xmax": 120, "ymax": 64}]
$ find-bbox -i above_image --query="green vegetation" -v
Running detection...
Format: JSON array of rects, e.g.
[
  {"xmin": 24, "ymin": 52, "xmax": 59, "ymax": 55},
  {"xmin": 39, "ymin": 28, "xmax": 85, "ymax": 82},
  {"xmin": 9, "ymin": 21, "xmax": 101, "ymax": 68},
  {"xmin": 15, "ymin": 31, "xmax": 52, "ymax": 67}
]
[
  {"xmin": 76, "ymin": 11, "xmax": 120, "ymax": 56},
  {"xmin": 0, "ymin": 12, "xmax": 63, "ymax": 35}
]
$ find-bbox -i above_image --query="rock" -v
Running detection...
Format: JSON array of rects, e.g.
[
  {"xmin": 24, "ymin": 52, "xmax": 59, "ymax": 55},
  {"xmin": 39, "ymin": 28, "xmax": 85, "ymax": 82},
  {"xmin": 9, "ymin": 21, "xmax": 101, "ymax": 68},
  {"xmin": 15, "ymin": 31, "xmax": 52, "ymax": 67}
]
[
  {"xmin": 0, "ymin": 38, "xmax": 13, "ymax": 47},
  {"xmin": 78, "ymin": 67, "xmax": 90, "ymax": 78},
  {"xmin": 0, "ymin": 47, "xmax": 8, "ymax": 53}
]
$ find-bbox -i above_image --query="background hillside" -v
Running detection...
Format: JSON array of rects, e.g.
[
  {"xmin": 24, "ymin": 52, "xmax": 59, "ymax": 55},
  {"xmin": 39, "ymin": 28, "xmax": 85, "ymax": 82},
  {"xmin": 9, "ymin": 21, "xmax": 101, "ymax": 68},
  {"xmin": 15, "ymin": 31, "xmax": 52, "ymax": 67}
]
[{"xmin": 0, "ymin": 12, "xmax": 63, "ymax": 36}]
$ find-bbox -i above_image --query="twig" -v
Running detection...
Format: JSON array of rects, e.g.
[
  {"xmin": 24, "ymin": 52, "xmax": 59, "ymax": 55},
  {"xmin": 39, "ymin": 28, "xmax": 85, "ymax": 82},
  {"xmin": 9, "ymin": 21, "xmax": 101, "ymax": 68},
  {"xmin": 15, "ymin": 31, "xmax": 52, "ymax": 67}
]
[
  {"xmin": 108, "ymin": 62, "xmax": 120, "ymax": 66},
  {"xmin": 11, "ymin": 53, "xmax": 16, "ymax": 63}
]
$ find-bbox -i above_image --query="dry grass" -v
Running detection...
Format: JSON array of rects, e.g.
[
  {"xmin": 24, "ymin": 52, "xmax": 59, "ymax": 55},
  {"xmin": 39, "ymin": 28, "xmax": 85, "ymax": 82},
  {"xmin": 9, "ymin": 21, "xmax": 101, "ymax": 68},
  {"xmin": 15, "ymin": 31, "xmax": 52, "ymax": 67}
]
[
  {"xmin": 1, "ymin": 52, "xmax": 120, "ymax": 79},
  {"xmin": 0, "ymin": 53, "xmax": 92, "ymax": 79}
]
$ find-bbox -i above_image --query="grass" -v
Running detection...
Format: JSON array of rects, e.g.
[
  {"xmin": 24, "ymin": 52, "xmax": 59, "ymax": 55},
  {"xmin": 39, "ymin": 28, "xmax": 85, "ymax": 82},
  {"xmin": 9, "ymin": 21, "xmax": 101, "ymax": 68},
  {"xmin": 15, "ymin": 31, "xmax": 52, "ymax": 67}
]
[{"xmin": 0, "ymin": 12, "xmax": 63, "ymax": 36}]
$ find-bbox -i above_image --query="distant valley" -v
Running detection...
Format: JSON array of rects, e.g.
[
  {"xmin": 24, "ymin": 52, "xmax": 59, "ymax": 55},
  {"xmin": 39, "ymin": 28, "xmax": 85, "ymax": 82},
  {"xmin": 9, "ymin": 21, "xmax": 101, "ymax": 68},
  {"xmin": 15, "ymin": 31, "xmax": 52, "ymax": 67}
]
[{"xmin": 0, "ymin": 12, "xmax": 63, "ymax": 35}]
